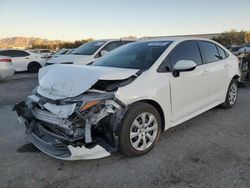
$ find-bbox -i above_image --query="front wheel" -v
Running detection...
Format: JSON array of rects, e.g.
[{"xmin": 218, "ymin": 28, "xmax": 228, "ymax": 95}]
[
  {"xmin": 119, "ymin": 102, "xmax": 161, "ymax": 157},
  {"xmin": 220, "ymin": 79, "xmax": 238, "ymax": 108}
]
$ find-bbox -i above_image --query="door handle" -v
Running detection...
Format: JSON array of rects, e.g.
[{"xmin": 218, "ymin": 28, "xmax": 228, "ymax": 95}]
[
  {"xmin": 201, "ymin": 70, "xmax": 209, "ymax": 76},
  {"xmin": 25, "ymin": 57, "xmax": 30, "ymax": 59}
]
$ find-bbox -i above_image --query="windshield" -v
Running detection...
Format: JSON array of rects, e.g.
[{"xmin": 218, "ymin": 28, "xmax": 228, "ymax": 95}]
[
  {"xmin": 72, "ymin": 41, "xmax": 106, "ymax": 55},
  {"xmin": 92, "ymin": 41, "xmax": 172, "ymax": 69}
]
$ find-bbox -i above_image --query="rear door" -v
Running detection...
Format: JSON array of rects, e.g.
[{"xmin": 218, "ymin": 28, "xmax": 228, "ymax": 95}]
[
  {"xmin": 198, "ymin": 41, "xmax": 229, "ymax": 104},
  {"xmin": 169, "ymin": 41, "xmax": 210, "ymax": 121}
]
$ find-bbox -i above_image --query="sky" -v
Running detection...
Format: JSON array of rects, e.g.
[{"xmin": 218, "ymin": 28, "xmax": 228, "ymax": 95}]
[{"xmin": 0, "ymin": 0, "xmax": 250, "ymax": 41}]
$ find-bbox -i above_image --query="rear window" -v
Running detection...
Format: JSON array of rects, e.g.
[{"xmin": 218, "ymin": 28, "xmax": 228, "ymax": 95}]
[
  {"xmin": 0, "ymin": 50, "xmax": 9, "ymax": 56},
  {"xmin": 0, "ymin": 50, "xmax": 29, "ymax": 57},
  {"xmin": 198, "ymin": 41, "xmax": 221, "ymax": 63}
]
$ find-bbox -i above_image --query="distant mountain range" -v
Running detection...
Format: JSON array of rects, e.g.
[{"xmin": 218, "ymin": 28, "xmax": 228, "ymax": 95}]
[{"xmin": 0, "ymin": 37, "xmax": 67, "ymax": 49}]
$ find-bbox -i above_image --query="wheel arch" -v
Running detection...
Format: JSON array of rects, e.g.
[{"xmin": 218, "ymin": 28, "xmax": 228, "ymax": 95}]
[
  {"xmin": 134, "ymin": 99, "xmax": 165, "ymax": 131},
  {"xmin": 232, "ymin": 75, "xmax": 240, "ymax": 81},
  {"xmin": 28, "ymin": 61, "xmax": 41, "ymax": 67}
]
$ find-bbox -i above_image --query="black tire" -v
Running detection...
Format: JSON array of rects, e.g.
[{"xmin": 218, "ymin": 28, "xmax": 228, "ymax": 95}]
[
  {"xmin": 119, "ymin": 102, "xmax": 161, "ymax": 157},
  {"xmin": 27, "ymin": 62, "xmax": 41, "ymax": 73},
  {"xmin": 220, "ymin": 79, "xmax": 238, "ymax": 109}
]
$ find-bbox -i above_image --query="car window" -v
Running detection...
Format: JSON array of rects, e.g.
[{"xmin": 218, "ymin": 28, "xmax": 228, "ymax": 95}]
[
  {"xmin": 30, "ymin": 50, "xmax": 39, "ymax": 54},
  {"xmin": 0, "ymin": 50, "xmax": 9, "ymax": 56},
  {"xmin": 0, "ymin": 50, "xmax": 29, "ymax": 57},
  {"xmin": 216, "ymin": 45, "xmax": 227, "ymax": 59},
  {"xmin": 101, "ymin": 41, "xmax": 121, "ymax": 52},
  {"xmin": 72, "ymin": 41, "xmax": 106, "ymax": 55},
  {"xmin": 92, "ymin": 41, "xmax": 172, "ymax": 69},
  {"xmin": 12, "ymin": 50, "xmax": 30, "ymax": 57},
  {"xmin": 122, "ymin": 41, "xmax": 135, "ymax": 45},
  {"xmin": 198, "ymin": 41, "xmax": 221, "ymax": 63},
  {"xmin": 169, "ymin": 41, "xmax": 202, "ymax": 67},
  {"xmin": 157, "ymin": 56, "xmax": 172, "ymax": 72},
  {"xmin": 40, "ymin": 50, "xmax": 50, "ymax": 53}
]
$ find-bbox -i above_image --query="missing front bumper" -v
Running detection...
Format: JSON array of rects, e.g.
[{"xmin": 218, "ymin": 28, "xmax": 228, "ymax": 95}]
[
  {"xmin": 14, "ymin": 95, "xmax": 122, "ymax": 160},
  {"xmin": 29, "ymin": 132, "xmax": 111, "ymax": 160}
]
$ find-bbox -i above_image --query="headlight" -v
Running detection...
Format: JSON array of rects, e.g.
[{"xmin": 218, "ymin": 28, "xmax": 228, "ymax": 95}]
[{"xmin": 79, "ymin": 100, "xmax": 100, "ymax": 112}]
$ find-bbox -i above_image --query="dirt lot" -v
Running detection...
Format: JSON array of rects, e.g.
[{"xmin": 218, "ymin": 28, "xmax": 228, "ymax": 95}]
[{"xmin": 0, "ymin": 73, "xmax": 250, "ymax": 188}]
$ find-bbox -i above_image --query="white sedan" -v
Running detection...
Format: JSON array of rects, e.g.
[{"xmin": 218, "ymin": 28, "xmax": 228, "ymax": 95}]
[
  {"xmin": 14, "ymin": 37, "xmax": 240, "ymax": 160},
  {"xmin": 0, "ymin": 56, "xmax": 15, "ymax": 79},
  {"xmin": 0, "ymin": 50, "xmax": 46, "ymax": 72}
]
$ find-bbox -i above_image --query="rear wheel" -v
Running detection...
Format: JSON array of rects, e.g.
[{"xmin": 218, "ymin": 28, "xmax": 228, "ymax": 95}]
[
  {"xmin": 27, "ymin": 62, "xmax": 41, "ymax": 73},
  {"xmin": 220, "ymin": 79, "xmax": 238, "ymax": 108},
  {"xmin": 119, "ymin": 102, "xmax": 161, "ymax": 157}
]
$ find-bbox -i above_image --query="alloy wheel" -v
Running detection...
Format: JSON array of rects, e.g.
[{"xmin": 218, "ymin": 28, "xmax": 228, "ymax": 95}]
[
  {"xmin": 228, "ymin": 83, "xmax": 237, "ymax": 105},
  {"xmin": 129, "ymin": 112, "xmax": 158, "ymax": 151}
]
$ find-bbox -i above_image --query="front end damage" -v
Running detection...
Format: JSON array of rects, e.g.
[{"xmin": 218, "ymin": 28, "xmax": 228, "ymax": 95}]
[{"xmin": 14, "ymin": 90, "xmax": 127, "ymax": 160}]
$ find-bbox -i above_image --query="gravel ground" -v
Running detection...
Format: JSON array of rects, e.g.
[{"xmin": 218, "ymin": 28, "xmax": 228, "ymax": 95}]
[{"xmin": 0, "ymin": 73, "xmax": 250, "ymax": 188}]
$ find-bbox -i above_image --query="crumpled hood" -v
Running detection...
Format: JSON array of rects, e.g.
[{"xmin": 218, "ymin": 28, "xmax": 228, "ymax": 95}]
[
  {"xmin": 37, "ymin": 64, "xmax": 139, "ymax": 100},
  {"xmin": 47, "ymin": 54, "xmax": 92, "ymax": 64}
]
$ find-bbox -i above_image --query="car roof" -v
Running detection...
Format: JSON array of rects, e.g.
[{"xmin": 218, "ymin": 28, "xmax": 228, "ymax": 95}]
[
  {"xmin": 94, "ymin": 39, "xmax": 137, "ymax": 42},
  {"xmin": 139, "ymin": 37, "xmax": 215, "ymax": 43}
]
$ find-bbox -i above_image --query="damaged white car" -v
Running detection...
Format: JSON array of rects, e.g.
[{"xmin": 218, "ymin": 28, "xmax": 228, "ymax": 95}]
[{"xmin": 14, "ymin": 38, "xmax": 240, "ymax": 160}]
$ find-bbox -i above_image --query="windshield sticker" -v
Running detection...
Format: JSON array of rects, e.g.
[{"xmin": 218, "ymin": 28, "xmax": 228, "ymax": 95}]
[
  {"xmin": 94, "ymin": 41, "xmax": 105, "ymax": 46},
  {"xmin": 148, "ymin": 42, "xmax": 170, "ymax": 46}
]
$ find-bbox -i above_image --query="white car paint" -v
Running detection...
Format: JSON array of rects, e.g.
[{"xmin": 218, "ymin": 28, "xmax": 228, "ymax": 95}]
[
  {"xmin": 30, "ymin": 49, "xmax": 52, "ymax": 57},
  {"xmin": 0, "ymin": 56, "xmax": 15, "ymax": 79},
  {"xmin": 37, "ymin": 64, "xmax": 139, "ymax": 100},
  {"xmin": 0, "ymin": 50, "xmax": 46, "ymax": 72},
  {"xmin": 16, "ymin": 37, "xmax": 240, "ymax": 160},
  {"xmin": 115, "ymin": 38, "xmax": 240, "ymax": 130},
  {"xmin": 46, "ymin": 39, "xmax": 135, "ymax": 66}
]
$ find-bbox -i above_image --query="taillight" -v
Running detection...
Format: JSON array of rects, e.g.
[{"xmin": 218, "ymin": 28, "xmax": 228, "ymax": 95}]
[{"xmin": 0, "ymin": 58, "xmax": 12, "ymax": 62}]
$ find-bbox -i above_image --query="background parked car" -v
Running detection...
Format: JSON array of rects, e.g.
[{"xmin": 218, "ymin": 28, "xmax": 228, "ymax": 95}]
[
  {"xmin": 46, "ymin": 48, "xmax": 73, "ymax": 61},
  {"xmin": 46, "ymin": 39, "xmax": 135, "ymax": 66},
  {"xmin": 228, "ymin": 45, "xmax": 244, "ymax": 56},
  {"xmin": 0, "ymin": 55, "xmax": 15, "ymax": 79},
  {"xmin": 0, "ymin": 50, "xmax": 46, "ymax": 72},
  {"xmin": 237, "ymin": 42, "xmax": 250, "ymax": 55},
  {"xmin": 30, "ymin": 49, "xmax": 52, "ymax": 57}
]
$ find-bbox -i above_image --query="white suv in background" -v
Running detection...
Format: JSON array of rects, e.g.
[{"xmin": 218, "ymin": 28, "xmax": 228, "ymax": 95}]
[
  {"xmin": 15, "ymin": 38, "xmax": 240, "ymax": 160},
  {"xmin": 45, "ymin": 39, "xmax": 135, "ymax": 66},
  {"xmin": 0, "ymin": 50, "xmax": 46, "ymax": 72}
]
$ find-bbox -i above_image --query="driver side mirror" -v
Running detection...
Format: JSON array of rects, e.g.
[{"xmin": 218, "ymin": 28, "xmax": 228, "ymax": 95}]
[
  {"xmin": 173, "ymin": 60, "xmax": 197, "ymax": 77},
  {"xmin": 100, "ymin": 50, "xmax": 109, "ymax": 57}
]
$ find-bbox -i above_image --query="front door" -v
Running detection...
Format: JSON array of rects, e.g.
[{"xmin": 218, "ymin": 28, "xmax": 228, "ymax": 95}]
[{"xmin": 168, "ymin": 41, "xmax": 210, "ymax": 121}]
